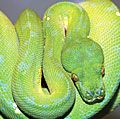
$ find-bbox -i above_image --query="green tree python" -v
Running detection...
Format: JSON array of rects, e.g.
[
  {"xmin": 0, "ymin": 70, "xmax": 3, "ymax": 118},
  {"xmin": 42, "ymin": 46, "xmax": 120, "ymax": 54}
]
[{"xmin": 0, "ymin": 0, "xmax": 120, "ymax": 118}]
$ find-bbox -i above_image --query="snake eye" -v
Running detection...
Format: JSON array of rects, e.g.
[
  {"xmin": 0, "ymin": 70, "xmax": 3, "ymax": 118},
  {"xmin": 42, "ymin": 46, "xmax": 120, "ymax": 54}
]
[{"xmin": 71, "ymin": 73, "xmax": 78, "ymax": 82}]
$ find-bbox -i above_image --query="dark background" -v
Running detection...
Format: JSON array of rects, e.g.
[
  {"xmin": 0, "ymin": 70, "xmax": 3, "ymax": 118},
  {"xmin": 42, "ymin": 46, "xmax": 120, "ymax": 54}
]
[
  {"xmin": 0, "ymin": 0, "xmax": 119, "ymax": 23},
  {"xmin": 0, "ymin": 0, "xmax": 119, "ymax": 119}
]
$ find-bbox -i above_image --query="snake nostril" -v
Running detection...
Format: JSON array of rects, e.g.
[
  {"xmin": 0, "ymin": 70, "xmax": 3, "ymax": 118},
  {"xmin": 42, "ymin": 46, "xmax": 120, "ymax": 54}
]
[
  {"xmin": 86, "ymin": 91, "xmax": 94, "ymax": 98},
  {"xmin": 96, "ymin": 88, "xmax": 105, "ymax": 100}
]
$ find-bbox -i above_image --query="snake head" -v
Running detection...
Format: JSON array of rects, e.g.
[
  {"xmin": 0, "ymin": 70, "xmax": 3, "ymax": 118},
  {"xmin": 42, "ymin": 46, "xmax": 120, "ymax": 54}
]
[
  {"xmin": 61, "ymin": 38, "xmax": 105, "ymax": 103},
  {"xmin": 71, "ymin": 66, "xmax": 105, "ymax": 103}
]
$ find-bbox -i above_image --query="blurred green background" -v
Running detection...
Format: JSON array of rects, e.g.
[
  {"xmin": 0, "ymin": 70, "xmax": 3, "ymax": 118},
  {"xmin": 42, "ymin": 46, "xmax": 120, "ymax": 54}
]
[{"xmin": 0, "ymin": 0, "xmax": 119, "ymax": 119}]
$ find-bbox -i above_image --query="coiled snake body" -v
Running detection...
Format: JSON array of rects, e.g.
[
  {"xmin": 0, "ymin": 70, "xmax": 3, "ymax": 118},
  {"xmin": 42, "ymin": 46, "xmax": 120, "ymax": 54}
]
[{"xmin": 0, "ymin": 0, "xmax": 120, "ymax": 119}]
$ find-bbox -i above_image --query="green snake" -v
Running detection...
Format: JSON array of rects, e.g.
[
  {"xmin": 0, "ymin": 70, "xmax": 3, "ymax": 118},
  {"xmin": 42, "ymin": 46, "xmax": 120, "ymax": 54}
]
[{"xmin": 0, "ymin": 0, "xmax": 120, "ymax": 119}]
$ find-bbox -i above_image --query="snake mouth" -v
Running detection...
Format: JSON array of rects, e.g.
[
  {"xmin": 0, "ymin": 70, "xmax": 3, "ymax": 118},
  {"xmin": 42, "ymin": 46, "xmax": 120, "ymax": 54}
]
[
  {"xmin": 82, "ymin": 89, "xmax": 105, "ymax": 104},
  {"xmin": 83, "ymin": 97, "xmax": 96, "ymax": 103},
  {"xmin": 97, "ymin": 96, "xmax": 104, "ymax": 100},
  {"xmin": 82, "ymin": 95, "xmax": 105, "ymax": 104}
]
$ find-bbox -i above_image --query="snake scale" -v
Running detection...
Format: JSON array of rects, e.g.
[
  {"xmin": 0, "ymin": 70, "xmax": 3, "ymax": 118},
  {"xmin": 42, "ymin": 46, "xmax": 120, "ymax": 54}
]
[{"xmin": 0, "ymin": 0, "xmax": 120, "ymax": 119}]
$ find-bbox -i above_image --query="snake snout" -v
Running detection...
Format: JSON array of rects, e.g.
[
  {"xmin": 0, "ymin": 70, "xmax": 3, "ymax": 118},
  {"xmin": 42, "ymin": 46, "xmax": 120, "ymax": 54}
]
[{"xmin": 83, "ymin": 87, "xmax": 105, "ymax": 103}]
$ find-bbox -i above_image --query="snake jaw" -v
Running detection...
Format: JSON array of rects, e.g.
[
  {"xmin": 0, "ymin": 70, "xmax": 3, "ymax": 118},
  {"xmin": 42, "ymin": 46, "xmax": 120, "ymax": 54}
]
[{"xmin": 83, "ymin": 96, "xmax": 104, "ymax": 103}]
